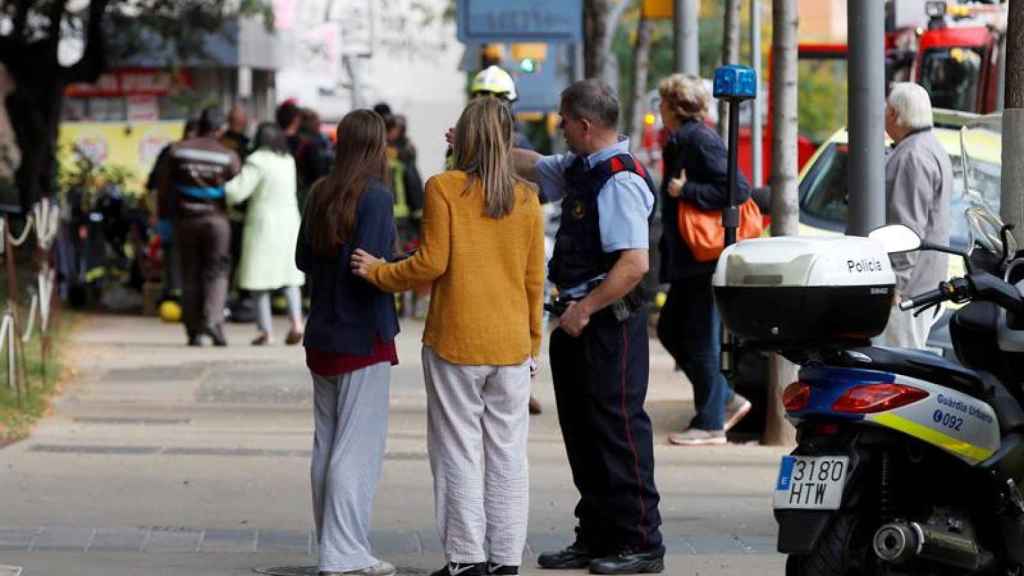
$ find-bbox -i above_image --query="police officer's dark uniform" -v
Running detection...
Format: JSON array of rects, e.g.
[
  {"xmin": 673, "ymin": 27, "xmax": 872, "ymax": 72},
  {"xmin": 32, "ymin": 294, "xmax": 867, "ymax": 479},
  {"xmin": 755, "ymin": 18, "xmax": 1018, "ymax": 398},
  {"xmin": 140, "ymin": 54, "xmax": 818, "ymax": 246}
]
[{"xmin": 535, "ymin": 138, "xmax": 665, "ymax": 574}]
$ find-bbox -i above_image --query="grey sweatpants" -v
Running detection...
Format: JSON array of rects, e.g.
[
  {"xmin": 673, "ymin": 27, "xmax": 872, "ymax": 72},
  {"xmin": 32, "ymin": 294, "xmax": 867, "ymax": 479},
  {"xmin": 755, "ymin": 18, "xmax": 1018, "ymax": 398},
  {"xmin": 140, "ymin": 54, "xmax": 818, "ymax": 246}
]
[
  {"xmin": 423, "ymin": 346, "xmax": 531, "ymax": 566},
  {"xmin": 254, "ymin": 286, "xmax": 302, "ymax": 335},
  {"xmin": 310, "ymin": 364, "xmax": 390, "ymax": 572}
]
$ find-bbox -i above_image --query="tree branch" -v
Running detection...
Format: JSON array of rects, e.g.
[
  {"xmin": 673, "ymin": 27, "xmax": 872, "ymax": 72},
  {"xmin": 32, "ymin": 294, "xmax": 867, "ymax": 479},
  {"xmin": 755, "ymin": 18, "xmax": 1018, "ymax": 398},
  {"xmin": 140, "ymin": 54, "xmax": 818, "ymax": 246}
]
[
  {"xmin": 12, "ymin": 0, "xmax": 34, "ymax": 42},
  {"xmin": 599, "ymin": 0, "xmax": 630, "ymax": 58},
  {"xmin": 63, "ymin": 0, "xmax": 111, "ymax": 83}
]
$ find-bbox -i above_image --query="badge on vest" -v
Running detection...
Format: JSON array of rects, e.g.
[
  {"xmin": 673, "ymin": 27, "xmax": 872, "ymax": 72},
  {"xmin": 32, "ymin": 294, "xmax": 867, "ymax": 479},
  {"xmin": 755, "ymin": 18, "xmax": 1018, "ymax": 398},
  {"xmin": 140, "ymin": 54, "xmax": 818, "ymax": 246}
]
[{"xmin": 571, "ymin": 200, "xmax": 586, "ymax": 220}]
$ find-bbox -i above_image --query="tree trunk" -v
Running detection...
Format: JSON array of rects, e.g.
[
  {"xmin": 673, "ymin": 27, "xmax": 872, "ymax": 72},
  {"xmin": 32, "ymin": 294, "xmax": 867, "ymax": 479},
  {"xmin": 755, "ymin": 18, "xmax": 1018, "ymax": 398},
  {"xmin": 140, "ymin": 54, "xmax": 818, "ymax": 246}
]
[
  {"xmin": 717, "ymin": 0, "xmax": 742, "ymax": 139},
  {"xmin": 3, "ymin": 43, "xmax": 61, "ymax": 211},
  {"xmin": 584, "ymin": 0, "xmax": 629, "ymax": 87},
  {"xmin": 2, "ymin": 0, "xmax": 109, "ymax": 211},
  {"xmin": 674, "ymin": 0, "xmax": 699, "ymax": 75},
  {"xmin": 628, "ymin": 14, "xmax": 655, "ymax": 146},
  {"xmin": 763, "ymin": 0, "xmax": 798, "ymax": 447},
  {"xmin": 1002, "ymin": 0, "xmax": 1024, "ymax": 246}
]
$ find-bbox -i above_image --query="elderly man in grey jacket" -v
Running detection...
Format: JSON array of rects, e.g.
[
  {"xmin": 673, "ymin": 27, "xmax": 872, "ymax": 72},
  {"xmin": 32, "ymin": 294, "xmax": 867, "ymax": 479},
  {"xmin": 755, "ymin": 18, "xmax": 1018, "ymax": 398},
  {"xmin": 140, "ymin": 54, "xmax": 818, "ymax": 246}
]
[{"xmin": 879, "ymin": 82, "xmax": 953, "ymax": 350}]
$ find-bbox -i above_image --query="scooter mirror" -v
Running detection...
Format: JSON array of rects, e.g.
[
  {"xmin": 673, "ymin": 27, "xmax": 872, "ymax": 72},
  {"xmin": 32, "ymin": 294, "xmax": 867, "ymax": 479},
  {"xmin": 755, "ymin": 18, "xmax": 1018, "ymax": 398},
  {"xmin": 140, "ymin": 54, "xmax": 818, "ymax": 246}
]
[{"xmin": 869, "ymin": 224, "xmax": 922, "ymax": 254}]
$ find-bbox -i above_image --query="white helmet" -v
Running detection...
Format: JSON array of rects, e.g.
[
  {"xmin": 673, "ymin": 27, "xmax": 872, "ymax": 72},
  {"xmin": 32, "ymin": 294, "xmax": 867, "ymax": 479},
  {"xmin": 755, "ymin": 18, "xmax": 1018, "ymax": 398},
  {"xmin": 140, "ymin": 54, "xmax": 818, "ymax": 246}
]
[{"xmin": 470, "ymin": 66, "xmax": 518, "ymax": 102}]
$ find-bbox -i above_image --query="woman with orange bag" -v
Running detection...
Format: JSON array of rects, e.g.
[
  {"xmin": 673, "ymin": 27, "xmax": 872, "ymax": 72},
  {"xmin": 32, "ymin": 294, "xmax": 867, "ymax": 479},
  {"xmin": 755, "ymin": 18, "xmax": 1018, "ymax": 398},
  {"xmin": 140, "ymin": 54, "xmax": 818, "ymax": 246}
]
[{"xmin": 656, "ymin": 73, "xmax": 754, "ymax": 446}]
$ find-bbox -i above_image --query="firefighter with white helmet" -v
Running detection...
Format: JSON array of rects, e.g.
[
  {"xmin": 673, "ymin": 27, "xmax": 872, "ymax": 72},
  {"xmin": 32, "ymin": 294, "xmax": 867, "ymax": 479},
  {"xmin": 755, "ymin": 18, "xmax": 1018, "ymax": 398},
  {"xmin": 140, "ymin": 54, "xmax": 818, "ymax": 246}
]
[{"xmin": 470, "ymin": 65, "xmax": 518, "ymax": 102}]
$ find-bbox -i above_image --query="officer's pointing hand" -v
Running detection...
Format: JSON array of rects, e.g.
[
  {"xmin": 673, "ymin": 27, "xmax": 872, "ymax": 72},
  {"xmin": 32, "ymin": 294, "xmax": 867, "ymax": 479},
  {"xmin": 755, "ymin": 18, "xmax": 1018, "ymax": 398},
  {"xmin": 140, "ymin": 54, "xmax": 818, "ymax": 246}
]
[
  {"xmin": 559, "ymin": 301, "xmax": 590, "ymax": 337},
  {"xmin": 351, "ymin": 248, "xmax": 381, "ymax": 278}
]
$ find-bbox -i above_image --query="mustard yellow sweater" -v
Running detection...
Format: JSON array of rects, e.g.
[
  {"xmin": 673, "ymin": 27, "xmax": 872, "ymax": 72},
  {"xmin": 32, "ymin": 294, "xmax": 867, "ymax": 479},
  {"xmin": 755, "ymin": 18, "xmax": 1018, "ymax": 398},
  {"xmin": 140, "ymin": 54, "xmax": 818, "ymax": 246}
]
[{"xmin": 367, "ymin": 171, "xmax": 545, "ymax": 365}]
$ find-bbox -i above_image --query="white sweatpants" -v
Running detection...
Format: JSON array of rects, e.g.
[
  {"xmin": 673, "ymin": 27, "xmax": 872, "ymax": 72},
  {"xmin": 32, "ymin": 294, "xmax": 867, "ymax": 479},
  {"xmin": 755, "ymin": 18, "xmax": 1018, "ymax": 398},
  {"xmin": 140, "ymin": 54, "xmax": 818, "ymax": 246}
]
[
  {"xmin": 422, "ymin": 346, "xmax": 531, "ymax": 566},
  {"xmin": 310, "ymin": 363, "xmax": 390, "ymax": 572}
]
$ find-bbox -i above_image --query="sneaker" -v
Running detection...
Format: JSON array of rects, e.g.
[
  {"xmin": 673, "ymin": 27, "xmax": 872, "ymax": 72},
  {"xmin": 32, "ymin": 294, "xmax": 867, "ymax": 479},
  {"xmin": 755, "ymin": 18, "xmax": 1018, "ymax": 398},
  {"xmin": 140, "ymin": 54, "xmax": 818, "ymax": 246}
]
[
  {"xmin": 487, "ymin": 563, "xmax": 519, "ymax": 575},
  {"xmin": 320, "ymin": 561, "xmax": 397, "ymax": 576},
  {"xmin": 723, "ymin": 393, "xmax": 753, "ymax": 432},
  {"xmin": 668, "ymin": 428, "xmax": 727, "ymax": 446},
  {"xmin": 429, "ymin": 562, "xmax": 487, "ymax": 576}
]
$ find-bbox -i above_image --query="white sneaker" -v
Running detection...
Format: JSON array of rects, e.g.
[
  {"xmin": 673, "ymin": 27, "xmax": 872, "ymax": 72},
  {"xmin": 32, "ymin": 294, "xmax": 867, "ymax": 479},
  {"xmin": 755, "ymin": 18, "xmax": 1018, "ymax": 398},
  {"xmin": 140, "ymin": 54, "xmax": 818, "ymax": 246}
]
[
  {"xmin": 724, "ymin": 393, "xmax": 753, "ymax": 432},
  {"xmin": 668, "ymin": 428, "xmax": 727, "ymax": 446},
  {"xmin": 321, "ymin": 561, "xmax": 397, "ymax": 576}
]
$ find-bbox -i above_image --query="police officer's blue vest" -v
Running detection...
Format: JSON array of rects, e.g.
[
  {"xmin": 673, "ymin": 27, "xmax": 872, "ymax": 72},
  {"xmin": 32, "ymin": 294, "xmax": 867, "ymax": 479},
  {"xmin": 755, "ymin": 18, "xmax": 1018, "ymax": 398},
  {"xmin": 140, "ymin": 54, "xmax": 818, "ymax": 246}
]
[{"xmin": 549, "ymin": 153, "xmax": 657, "ymax": 289}]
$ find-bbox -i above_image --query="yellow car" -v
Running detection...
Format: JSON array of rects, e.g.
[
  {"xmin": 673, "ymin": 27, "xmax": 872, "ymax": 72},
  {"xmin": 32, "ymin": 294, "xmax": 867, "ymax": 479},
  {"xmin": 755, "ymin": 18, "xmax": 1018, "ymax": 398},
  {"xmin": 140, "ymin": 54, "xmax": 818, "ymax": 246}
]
[{"xmin": 796, "ymin": 110, "xmax": 1002, "ymax": 357}]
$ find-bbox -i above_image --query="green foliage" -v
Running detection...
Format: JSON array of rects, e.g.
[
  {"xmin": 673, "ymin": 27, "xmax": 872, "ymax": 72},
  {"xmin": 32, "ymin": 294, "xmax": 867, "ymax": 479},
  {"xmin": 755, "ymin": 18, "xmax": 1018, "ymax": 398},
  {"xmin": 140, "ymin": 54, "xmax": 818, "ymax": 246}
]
[
  {"xmin": 106, "ymin": 0, "xmax": 272, "ymax": 67},
  {"xmin": 57, "ymin": 143, "xmax": 138, "ymax": 207},
  {"xmin": 614, "ymin": 2, "xmax": 736, "ymax": 126},
  {"xmin": 798, "ymin": 61, "xmax": 848, "ymax": 143},
  {"xmin": 0, "ymin": 310, "xmax": 73, "ymax": 443},
  {"xmin": 615, "ymin": 2, "xmax": 847, "ymax": 144}
]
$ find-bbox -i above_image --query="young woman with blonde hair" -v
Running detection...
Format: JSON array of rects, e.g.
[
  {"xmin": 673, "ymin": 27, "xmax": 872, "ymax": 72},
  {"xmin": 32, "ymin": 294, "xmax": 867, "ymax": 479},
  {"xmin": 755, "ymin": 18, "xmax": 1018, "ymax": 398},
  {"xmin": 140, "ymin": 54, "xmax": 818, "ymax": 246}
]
[
  {"xmin": 352, "ymin": 96, "xmax": 544, "ymax": 576},
  {"xmin": 297, "ymin": 109, "xmax": 399, "ymax": 576}
]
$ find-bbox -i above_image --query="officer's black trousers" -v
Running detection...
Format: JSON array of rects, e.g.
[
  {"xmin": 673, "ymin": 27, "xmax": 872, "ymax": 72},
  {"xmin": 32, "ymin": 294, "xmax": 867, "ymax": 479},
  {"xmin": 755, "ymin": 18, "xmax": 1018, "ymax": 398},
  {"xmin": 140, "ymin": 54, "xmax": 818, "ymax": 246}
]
[{"xmin": 550, "ymin": 311, "xmax": 663, "ymax": 554}]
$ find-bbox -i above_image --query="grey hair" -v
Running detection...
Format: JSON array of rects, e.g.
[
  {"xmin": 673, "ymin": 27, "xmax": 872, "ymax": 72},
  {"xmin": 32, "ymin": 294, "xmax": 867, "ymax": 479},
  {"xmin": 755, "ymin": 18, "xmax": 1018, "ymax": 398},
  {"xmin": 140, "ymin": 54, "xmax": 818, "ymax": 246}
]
[
  {"xmin": 560, "ymin": 79, "xmax": 620, "ymax": 129},
  {"xmin": 887, "ymin": 82, "xmax": 933, "ymax": 130}
]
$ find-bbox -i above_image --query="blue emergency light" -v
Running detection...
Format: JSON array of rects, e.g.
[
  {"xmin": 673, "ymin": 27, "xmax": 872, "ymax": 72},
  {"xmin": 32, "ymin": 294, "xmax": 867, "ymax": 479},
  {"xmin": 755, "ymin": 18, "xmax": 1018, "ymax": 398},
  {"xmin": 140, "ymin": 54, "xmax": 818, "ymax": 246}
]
[{"xmin": 713, "ymin": 65, "xmax": 757, "ymax": 101}]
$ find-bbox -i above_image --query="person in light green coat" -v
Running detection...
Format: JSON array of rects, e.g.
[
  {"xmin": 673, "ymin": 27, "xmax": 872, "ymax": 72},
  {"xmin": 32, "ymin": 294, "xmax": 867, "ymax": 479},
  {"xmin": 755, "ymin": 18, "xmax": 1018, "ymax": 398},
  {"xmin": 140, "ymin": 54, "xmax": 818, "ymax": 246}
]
[{"xmin": 226, "ymin": 122, "xmax": 306, "ymax": 345}]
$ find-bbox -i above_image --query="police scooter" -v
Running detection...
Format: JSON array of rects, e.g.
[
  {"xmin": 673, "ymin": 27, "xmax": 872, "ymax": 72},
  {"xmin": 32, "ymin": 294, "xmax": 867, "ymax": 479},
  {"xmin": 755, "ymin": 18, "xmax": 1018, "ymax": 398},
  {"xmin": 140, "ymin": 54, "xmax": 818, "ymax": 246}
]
[{"xmin": 712, "ymin": 208, "xmax": 1024, "ymax": 575}]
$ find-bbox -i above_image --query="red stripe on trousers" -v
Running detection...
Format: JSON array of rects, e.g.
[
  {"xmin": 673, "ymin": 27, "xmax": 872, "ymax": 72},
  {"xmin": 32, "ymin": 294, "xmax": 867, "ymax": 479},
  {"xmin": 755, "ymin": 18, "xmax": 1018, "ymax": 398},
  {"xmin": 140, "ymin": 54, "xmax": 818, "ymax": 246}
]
[{"xmin": 620, "ymin": 322, "xmax": 648, "ymax": 548}]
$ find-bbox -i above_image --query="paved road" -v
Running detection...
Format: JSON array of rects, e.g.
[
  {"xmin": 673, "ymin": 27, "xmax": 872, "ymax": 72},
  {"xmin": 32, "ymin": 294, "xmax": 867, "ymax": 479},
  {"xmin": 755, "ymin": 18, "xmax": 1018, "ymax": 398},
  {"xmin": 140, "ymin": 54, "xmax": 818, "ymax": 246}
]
[{"xmin": 0, "ymin": 314, "xmax": 790, "ymax": 575}]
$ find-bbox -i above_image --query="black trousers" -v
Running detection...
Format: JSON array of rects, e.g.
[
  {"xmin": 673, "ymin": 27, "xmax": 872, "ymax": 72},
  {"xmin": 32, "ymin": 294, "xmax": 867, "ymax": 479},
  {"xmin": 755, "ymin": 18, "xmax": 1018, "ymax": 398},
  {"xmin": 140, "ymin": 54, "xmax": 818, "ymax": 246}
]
[{"xmin": 550, "ymin": 311, "xmax": 663, "ymax": 553}]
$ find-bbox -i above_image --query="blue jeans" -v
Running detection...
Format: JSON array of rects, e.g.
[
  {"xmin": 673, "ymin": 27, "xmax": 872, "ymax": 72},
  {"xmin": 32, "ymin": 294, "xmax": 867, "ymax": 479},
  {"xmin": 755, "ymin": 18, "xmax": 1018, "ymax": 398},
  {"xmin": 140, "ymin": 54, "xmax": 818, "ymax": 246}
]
[{"xmin": 656, "ymin": 275, "xmax": 732, "ymax": 431}]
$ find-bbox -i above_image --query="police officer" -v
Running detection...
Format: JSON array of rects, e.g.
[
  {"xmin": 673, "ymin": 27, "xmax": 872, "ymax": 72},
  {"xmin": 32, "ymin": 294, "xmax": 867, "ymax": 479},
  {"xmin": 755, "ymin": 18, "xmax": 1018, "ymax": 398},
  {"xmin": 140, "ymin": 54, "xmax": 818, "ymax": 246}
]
[
  {"xmin": 158, "ymin": 106, "xmax": 240, "ymax": 346},
  {"xmin": 514, "ymin": 79, "xmax": 664, "ymax": 574}
]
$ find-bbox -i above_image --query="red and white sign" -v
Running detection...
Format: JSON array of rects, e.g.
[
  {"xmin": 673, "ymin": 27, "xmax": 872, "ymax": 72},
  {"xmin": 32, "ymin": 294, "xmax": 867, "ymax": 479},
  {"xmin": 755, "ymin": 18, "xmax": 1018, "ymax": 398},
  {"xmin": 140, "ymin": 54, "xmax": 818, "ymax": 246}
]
[
  {"xmin": 126, "ymin": 95, "xmax": 160, "ymax": 122},
  {"xmin": 66, "ymin": 69, "xmax": 192, "ymax": 98}
]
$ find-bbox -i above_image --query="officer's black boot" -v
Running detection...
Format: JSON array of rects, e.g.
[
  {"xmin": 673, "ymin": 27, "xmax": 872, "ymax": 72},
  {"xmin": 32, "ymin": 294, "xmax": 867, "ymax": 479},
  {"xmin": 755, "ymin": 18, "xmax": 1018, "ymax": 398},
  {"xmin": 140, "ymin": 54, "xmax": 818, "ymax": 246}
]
[
  {"xmin": 588, "ymin": 545, "xmax": 665, "ymax": 575},
  {"xmin": 537, "ymin": 530, "xmax": 594, "ymax": 569}
]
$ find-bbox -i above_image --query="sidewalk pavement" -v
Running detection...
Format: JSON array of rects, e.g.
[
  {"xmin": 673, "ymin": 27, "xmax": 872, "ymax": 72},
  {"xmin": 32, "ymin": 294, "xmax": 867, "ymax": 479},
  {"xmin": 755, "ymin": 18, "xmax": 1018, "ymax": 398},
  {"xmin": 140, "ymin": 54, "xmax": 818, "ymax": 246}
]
[{"xmin": 0, "ymin": 314, "xmax": 790, "ymax": 575}]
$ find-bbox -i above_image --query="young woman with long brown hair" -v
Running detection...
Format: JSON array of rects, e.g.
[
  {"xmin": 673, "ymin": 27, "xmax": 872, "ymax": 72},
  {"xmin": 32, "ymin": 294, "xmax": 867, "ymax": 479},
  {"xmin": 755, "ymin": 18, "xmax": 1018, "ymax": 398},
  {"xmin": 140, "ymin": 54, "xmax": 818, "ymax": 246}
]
[
  {"xmin": 296, "ymin": 109, "xmax": 399, "ymax": 576},
  {"xmin": 352, "ymin": 96, "xmax": 544, "ymax": 576}
]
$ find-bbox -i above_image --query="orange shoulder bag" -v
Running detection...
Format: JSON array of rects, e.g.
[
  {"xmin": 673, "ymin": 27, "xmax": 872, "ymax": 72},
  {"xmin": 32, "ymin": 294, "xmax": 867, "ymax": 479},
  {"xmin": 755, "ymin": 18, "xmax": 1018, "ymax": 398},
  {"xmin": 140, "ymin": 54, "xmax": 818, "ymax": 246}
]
[{"xmin": 677, "ymin": 197, "xmax": 764, "ymax": 262}]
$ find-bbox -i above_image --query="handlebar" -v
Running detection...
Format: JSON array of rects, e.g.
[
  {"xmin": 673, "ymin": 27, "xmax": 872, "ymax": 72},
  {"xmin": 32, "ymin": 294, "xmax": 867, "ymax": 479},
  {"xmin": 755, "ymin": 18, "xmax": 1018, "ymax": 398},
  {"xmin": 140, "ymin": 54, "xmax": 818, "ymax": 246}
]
[
  {"xmin": 900, "ymin": 273, "xmax": 1024, "ymax": 315},
  {"xmin": 898, "ymin": 288, "xmax": 946, "ymax": 311}
]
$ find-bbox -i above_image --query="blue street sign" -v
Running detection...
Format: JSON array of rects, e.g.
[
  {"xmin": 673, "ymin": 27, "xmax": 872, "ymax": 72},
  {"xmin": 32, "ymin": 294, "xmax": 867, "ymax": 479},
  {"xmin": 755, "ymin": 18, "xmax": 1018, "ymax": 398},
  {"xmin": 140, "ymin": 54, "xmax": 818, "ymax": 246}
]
[
  {"xmin": 513, "ymin": 47, "xmax": 568, "ymax": 113},
  {"xmin": 713, "ymin": 65, "xmax": 757, "ymax": 101},
  {"xmin": 456, "ymin": 0, "xmax": 583, "ymax": 43}
]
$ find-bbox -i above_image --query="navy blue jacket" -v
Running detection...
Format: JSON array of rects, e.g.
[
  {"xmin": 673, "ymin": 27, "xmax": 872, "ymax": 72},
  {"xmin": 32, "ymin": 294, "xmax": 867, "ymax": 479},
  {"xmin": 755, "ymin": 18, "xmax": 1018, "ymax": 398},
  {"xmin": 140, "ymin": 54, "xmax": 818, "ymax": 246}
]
[
  {"xmin": 296, "ymin": 178, "xmax": 400, "ymax": 355},
  {"xmin": 658, "ymin": 119, "xmax": 751, "ymax": 282}
]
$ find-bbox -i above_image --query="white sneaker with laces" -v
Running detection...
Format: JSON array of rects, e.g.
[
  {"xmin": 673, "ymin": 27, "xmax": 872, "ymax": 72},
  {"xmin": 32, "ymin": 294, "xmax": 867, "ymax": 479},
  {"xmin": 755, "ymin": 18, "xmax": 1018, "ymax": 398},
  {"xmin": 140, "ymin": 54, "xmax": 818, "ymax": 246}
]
[
  {"xmin": 724, "ymin": 393, "xmax": 753, "ymax": 432},
  {"xmin": 668, "ymin": 428, "xmax": 727, "ymax": 446}
]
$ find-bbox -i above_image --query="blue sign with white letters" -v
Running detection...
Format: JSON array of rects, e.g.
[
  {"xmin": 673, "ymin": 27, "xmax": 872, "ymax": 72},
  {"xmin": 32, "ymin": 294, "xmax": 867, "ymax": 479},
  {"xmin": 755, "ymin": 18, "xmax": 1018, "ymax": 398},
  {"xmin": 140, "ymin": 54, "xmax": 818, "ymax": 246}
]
[
  {"xmin": 713, "ymin": 65, "xmax": 757, "ymax": 101},
  {"xmin": 457, "ymin": 0, "xmax": 583, "ymax": 43}
]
